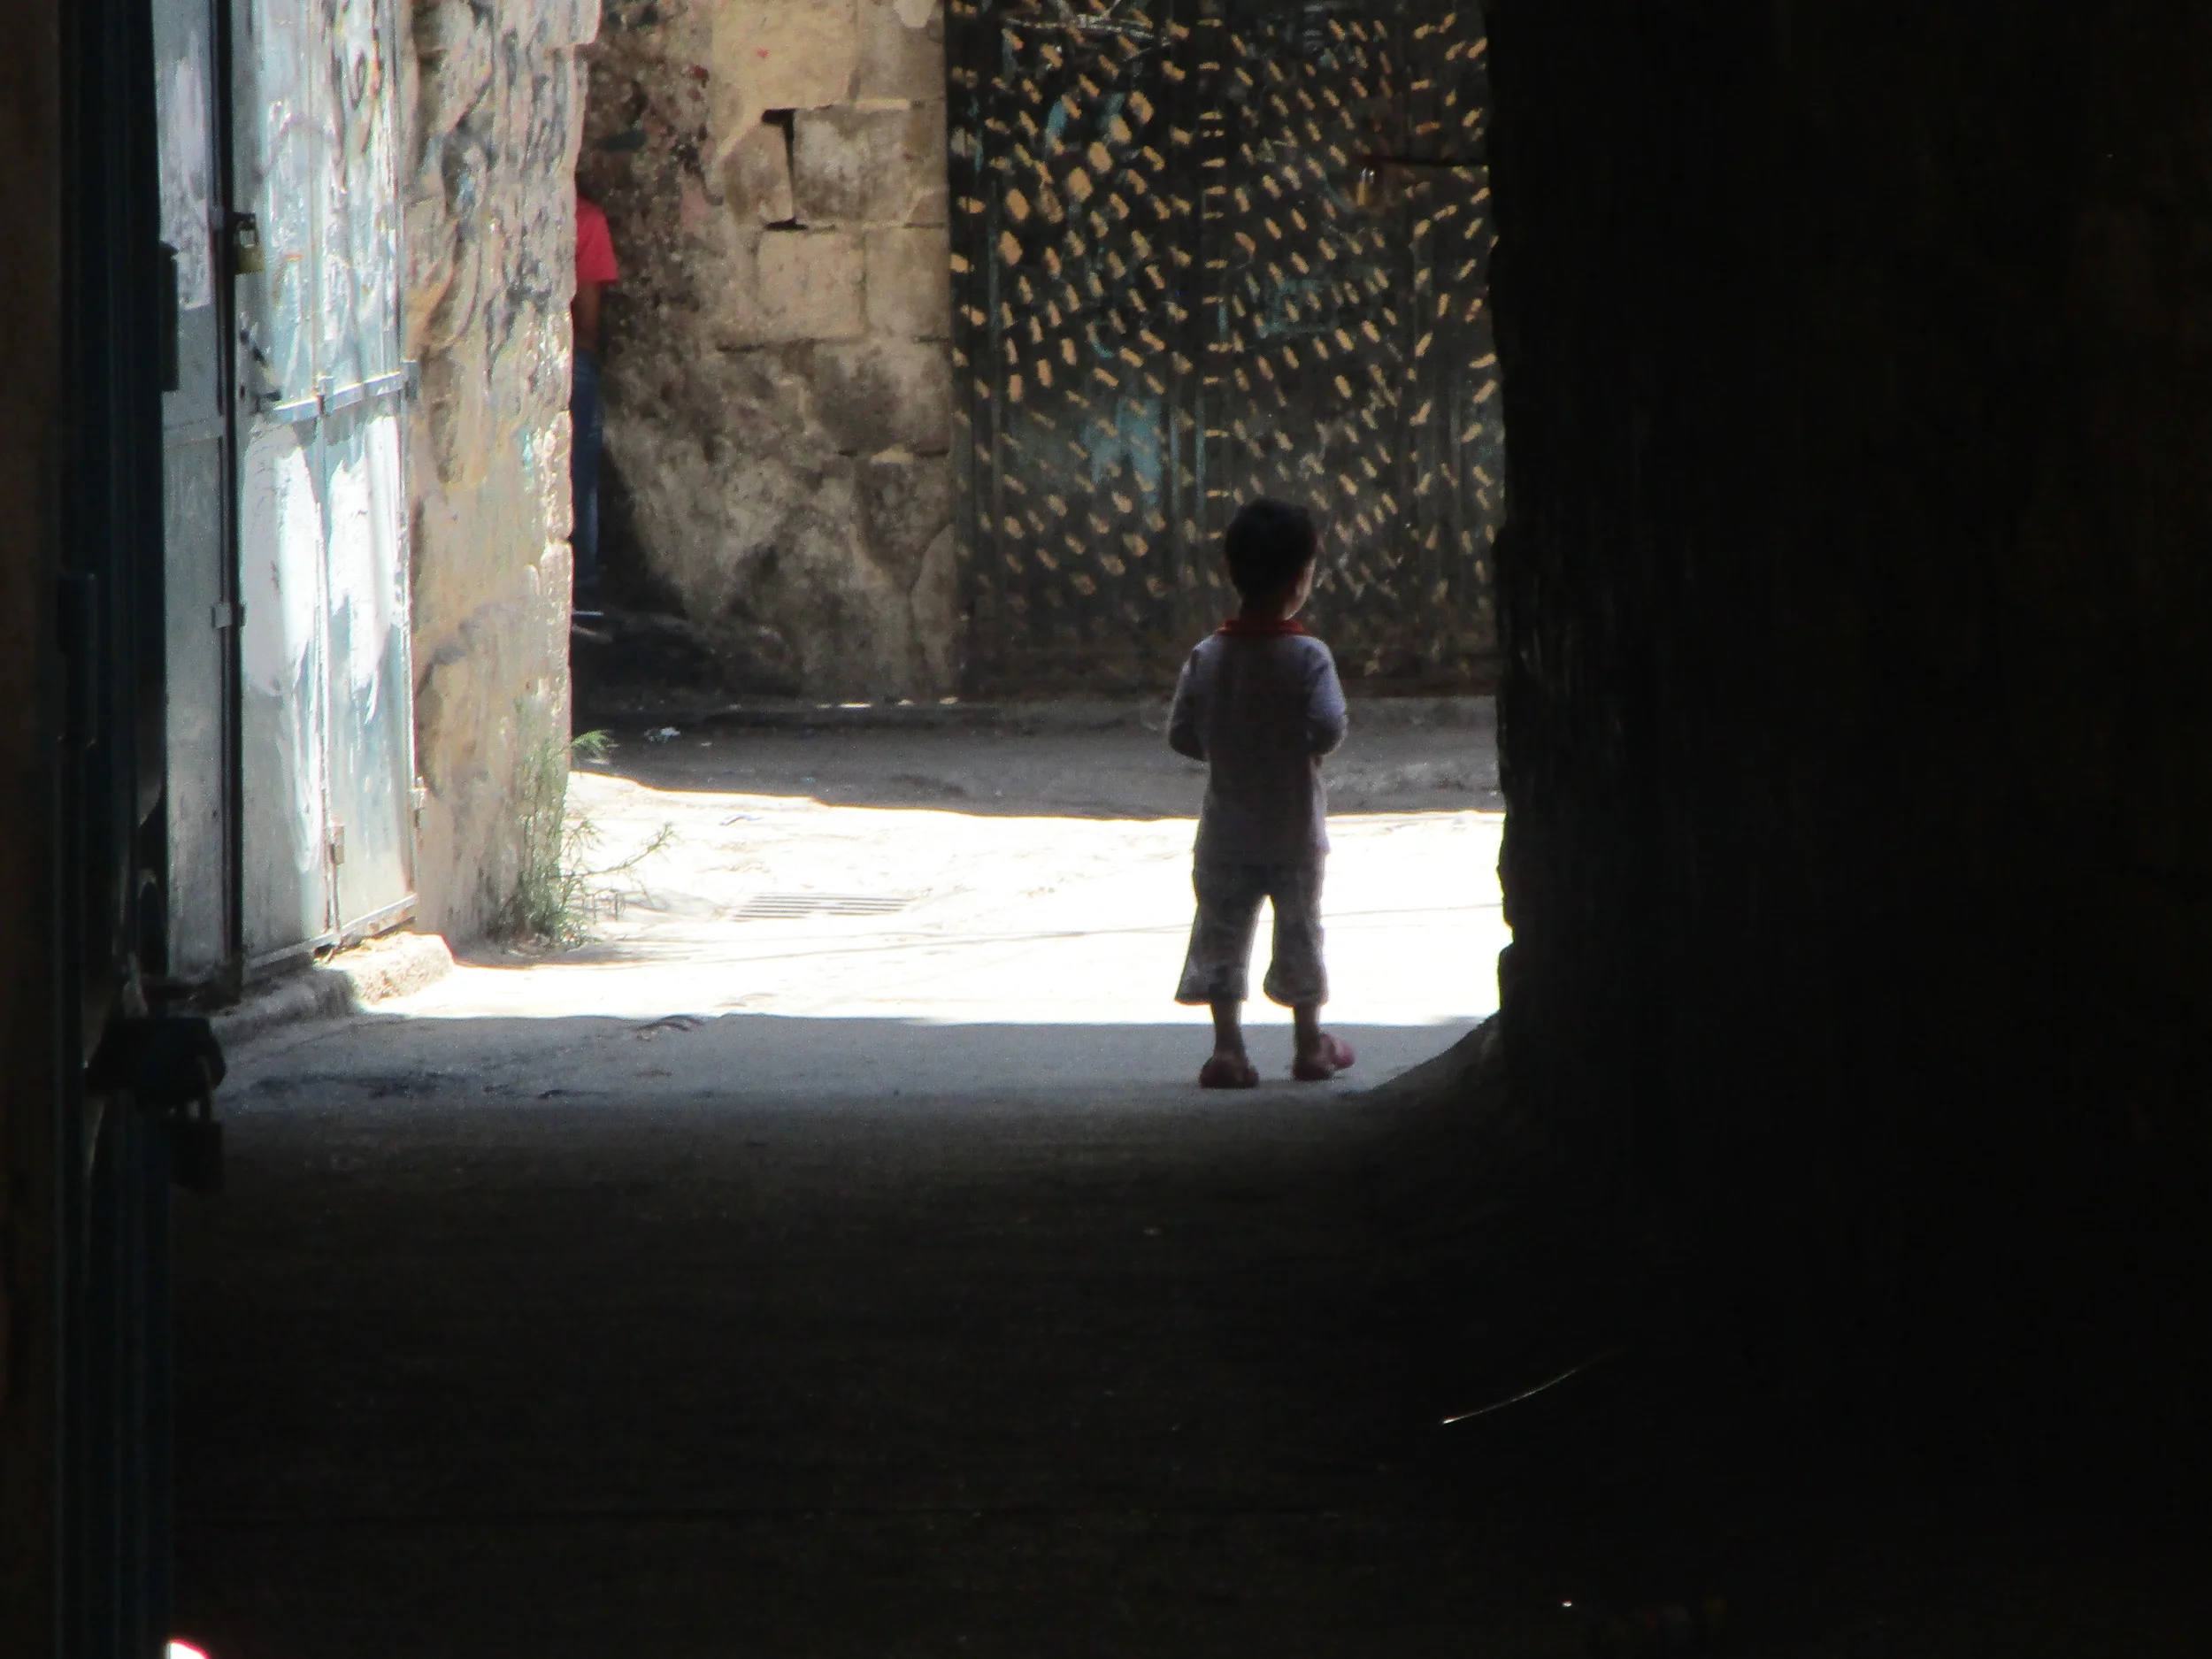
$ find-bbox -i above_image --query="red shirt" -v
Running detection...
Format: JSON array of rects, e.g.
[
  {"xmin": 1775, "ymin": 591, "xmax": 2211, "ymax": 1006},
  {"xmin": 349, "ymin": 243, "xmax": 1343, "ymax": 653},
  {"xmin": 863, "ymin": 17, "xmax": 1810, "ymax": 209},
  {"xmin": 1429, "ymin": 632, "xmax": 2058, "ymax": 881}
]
[{"xmin": 577, "ymin": 197, "xmax": 618, "ymax": 286}]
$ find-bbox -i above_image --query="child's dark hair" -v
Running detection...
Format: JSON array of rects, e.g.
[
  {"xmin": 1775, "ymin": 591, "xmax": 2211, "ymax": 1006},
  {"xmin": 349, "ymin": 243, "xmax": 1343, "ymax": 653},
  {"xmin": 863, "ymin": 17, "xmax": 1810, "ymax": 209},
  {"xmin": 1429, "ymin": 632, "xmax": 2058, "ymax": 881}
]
[{"xmin": 1222, "ymin": 497, "xmax": 1318, "ymax": 600}]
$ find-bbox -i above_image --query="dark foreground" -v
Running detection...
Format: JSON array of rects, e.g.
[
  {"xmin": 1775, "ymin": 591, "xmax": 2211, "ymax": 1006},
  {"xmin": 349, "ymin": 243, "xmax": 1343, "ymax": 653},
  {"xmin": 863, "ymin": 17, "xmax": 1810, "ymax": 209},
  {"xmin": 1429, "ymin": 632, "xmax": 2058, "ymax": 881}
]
[{"xmin": 175, "ymin": 1041, "xmax": 2208, "ymax": 1657}]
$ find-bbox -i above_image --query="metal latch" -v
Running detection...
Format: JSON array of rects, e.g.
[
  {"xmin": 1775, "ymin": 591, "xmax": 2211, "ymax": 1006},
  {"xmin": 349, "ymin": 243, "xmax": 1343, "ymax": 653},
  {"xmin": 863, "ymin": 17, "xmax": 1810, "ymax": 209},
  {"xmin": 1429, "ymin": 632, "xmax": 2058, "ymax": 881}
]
[{"xmin": 230, "ymin": 211, "xmax": 265, "ymax": 275}]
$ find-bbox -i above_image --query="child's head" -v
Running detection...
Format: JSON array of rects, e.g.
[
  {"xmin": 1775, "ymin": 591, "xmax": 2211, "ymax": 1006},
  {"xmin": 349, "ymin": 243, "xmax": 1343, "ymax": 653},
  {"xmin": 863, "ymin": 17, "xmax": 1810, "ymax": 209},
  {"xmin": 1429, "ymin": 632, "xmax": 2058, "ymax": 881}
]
[{"xmin": 1223, "ymin": 497, "xmax": 1318, "ymax": 611}]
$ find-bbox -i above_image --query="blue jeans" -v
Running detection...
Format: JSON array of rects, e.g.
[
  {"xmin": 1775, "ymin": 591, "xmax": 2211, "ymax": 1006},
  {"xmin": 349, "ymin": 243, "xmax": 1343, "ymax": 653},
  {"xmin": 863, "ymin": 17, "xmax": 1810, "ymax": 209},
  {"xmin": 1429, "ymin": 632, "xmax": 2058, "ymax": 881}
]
[{"xmin": 570, "ymin": 347, "xmax": 603, "ymax": 601}]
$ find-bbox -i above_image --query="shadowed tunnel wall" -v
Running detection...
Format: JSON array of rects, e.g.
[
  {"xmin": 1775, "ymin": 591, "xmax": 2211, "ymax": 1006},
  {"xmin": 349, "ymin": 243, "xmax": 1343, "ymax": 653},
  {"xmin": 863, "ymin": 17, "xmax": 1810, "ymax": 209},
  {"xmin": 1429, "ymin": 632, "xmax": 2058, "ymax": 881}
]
[{"xmin": 1483, "ymin": 1, "xmax": 2212, "ymax": 1467}]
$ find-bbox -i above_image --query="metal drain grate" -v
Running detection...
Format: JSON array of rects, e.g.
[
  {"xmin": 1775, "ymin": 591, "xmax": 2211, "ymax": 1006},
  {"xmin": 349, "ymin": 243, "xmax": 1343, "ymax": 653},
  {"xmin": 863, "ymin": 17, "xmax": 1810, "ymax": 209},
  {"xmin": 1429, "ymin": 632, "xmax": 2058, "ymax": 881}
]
[{"xmin": 733, "ymin": 893, "xmax": 917, "ymax": 920}]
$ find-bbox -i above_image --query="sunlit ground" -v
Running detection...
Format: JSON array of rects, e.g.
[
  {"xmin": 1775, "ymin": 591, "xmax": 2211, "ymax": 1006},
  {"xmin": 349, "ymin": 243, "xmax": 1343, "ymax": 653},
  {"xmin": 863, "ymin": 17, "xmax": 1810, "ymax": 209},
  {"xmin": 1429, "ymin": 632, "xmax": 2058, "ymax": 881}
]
[{"xmin": 388, "ymin": 771, "xmax": 1507, "ymax": 1032}]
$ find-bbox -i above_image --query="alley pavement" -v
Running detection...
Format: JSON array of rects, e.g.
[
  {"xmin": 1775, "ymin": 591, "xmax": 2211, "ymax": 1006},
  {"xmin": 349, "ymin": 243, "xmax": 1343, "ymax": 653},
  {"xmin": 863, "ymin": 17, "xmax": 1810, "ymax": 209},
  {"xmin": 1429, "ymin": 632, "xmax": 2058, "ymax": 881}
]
[
  {"xmin": 347, "ymin": 699, "xmax": 1509, "ymax": 1078},
  {"xmin": 177, "ymin": 705, "xmax": 1515, "ymax": 1655},
  {"xmin": 173, "ymin": 706, "xmax": 2206, "ymax": 1656}
]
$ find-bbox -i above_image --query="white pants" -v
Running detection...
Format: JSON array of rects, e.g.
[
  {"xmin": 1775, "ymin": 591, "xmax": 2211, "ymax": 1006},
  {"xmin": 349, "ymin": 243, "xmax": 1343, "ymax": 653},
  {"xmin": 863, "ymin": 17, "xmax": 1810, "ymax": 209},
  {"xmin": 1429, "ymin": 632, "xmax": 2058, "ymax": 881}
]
[{"xmin": 1174, "ymin": 856, "xmax": 1328, "ymax": 1007}]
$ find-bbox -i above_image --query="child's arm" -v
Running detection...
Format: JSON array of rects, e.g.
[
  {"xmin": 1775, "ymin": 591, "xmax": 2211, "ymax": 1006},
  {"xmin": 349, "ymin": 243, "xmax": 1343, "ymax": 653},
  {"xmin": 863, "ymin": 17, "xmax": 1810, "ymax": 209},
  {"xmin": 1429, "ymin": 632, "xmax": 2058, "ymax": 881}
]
[
  {"xmin": 1167, "ymin": 651, "xmax": 1207, "ymax": 760},
  {"xmin": 1306, "ymin": 649, "xmax": 1348, "ymax": 757}
]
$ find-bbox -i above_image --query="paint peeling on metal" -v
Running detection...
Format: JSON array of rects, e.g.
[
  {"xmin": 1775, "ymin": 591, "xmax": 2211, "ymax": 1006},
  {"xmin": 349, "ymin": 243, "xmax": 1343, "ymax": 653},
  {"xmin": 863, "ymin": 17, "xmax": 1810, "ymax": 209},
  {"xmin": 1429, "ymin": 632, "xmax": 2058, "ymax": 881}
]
[
  {"xmin": 239, "ymin": 422, "xmax": 337, "ymax": 946},
  {"xmin": 235, "ymin": 0, "xmax": 416, "ymax": 961},
  {"xmin": 158, "ymin": 24, "xmax": 215, "ymax": 309}
]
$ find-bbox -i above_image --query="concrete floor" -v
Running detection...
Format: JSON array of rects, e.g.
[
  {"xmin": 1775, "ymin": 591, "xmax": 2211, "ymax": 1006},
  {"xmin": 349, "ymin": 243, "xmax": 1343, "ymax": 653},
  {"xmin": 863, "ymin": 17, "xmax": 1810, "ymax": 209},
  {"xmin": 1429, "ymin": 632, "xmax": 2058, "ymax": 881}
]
[
  {"xmin": 379, "ymin": 704, "xmax": 1507, "ymax": 1048},
  {"xmin": 173, "ymin": 709, "xmax": 2209, "ymax": 1656}
]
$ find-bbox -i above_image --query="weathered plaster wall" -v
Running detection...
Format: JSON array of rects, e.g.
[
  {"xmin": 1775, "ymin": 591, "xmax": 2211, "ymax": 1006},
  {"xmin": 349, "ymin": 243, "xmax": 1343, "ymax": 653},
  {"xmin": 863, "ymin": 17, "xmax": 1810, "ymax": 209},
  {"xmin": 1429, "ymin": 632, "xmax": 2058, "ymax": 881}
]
[
  {"xmin": 1484, "ymin": 0, "xmax": 2212, "ymax": 1473},
  {"xmin": 578, "ymin": 0, "xmax": 959, "ymax": 701},
  {"xmin": 402, "ymin": 0, "xmax": 594, "ymax": 939}
]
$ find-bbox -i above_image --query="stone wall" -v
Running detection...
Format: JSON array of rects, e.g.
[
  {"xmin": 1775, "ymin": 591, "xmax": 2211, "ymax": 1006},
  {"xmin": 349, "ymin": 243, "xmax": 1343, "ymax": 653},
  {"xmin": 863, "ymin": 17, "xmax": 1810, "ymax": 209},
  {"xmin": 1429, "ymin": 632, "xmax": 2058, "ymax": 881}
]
[
  {"xmin": 402, "ymin": 0, "xmax": 594, "ymax": 940},
  {"xmin": 578, "ymin": 0, "xmax": 959, "ymax": 701},
  {"xmin": 1483, "ymin": 0, "xmax": 2212, "ymax": 1474}
]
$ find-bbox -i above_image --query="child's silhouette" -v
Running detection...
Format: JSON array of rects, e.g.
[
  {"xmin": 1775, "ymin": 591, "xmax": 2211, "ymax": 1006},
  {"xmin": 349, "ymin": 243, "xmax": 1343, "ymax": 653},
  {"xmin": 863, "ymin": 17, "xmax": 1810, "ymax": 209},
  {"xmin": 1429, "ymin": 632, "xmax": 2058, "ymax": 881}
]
[{"xmin": 1167, "ymin": 498, "xmax": 1355, "ymax": 1087}]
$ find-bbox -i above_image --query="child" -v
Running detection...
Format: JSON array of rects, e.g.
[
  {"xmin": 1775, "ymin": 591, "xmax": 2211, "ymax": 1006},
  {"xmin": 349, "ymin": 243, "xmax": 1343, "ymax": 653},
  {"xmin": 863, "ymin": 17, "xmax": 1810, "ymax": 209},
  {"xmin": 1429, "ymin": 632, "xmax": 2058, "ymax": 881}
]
[{"xmin": 1168, "ymin": 497, "xmax": 1356, "ymax": 1087}]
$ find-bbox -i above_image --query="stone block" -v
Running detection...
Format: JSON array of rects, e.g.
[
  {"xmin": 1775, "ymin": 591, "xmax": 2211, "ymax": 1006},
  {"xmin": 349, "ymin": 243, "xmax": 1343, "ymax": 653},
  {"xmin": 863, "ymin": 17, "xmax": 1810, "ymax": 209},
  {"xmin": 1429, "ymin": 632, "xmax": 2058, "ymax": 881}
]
[
  {"xmin": 538, "ymin": 0, "xmax": 603, "ymax": 50},
  {"xmin": 905, "ymin": 107, "xmax": 950, "ymax": 227},
  {"xmin": 910, "ymin": 522, "xmax": 961, "ymax": 694},
  {"xmin": 726, "ymin": 121, "xmax": 796, "ymax": 224},
  {"xmin": 856, "ymin": 0, "xmax": 943, "ymax": 102},
  {"xmin": 859, "ymin": 449, "xmax": 954, "ymax": 586},
  {"xmin": 710, "ymin": 0, "xmax": 858, "ymax": 159},
  {"xmin": 402, "ymin": 0, "xmax": 583, "ymax": 941},
  {"xmin": 793, "ymin": 104, "xmax": 948, "ymax": 227},
  {"xmin": 809, "ymin": 339, "xmax": 952, "ymax": 453},
  {"xmin": 412, "ymin": 2, "xmax": 495, "ymax": 141},
  {"xmin": 864, "ymin": 227, "xmax": 951, "ymax": 337},
  {"xmin": 730, "ymin": 229, "xmax": 866, "ymax": 344}
]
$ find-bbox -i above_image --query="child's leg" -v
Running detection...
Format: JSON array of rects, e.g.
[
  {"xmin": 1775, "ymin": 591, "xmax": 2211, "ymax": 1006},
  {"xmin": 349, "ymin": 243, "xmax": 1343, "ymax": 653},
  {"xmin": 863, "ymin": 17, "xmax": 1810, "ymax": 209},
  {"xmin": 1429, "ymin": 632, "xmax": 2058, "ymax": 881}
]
[
  {"xmin": 1260, "ymin": 863, "xmax": 1330, "ymax": 1027},
  {"xmin": 1177, "ymin": 857, "xmax": 1267, "ymax": 1084},
  {"xmin": 1263, "ymin": 864, "xmax": 1353, "ymax": 1077},
  {"xmin": 1210, "ymin": 996, "xmax": 1248, "ymax": 1064}
]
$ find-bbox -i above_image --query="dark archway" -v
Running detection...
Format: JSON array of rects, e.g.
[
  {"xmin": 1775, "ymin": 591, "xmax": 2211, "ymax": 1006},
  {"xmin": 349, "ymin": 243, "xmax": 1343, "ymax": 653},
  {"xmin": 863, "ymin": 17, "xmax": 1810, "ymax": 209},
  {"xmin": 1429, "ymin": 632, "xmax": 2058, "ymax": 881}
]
[{"xmin": 1485, "ymin": 0, "xmax": 2212, "ymax": 1477}]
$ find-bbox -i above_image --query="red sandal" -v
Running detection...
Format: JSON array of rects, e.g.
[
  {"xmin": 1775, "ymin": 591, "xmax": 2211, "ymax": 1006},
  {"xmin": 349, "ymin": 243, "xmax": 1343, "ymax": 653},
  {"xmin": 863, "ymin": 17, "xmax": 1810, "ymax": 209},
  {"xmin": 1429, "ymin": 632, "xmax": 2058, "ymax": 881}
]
[
  {"xmin": 1292, "ymin": 1033, "xmax": 1356, "ymax": 1082},
  {"xmin": 1199, "ymin": 1055, "xmax": 1261, "ymax": 1089}
]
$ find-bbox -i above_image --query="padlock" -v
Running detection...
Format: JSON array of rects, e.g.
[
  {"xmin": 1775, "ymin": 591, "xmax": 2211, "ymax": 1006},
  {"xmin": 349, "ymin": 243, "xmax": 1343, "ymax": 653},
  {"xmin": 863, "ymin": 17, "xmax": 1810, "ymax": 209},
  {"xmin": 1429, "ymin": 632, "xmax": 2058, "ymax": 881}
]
[
  {"xmin": 86, "ymin": 1014, "xmax": 227, "ymax": 1193},
  {"xmin": 231, "ymin": 211, "xmax": 265, "ymax": 276},
  {"xmin": 172, "ymin": 1069, "xmax": 225, "ymax": 1195}
]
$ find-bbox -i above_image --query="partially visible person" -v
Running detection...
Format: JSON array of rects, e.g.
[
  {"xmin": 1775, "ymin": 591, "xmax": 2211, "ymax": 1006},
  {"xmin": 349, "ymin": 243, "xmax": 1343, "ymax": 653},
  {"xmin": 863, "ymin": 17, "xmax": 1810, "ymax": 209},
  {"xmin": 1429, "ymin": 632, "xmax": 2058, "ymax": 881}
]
[
  {"xmin": 572, "ymin": 194, "xmax": 619, "ymax": 614},
  {"xmin": 1167, "ymin": 497, "xmax": 1355, "ymax": 1087}
]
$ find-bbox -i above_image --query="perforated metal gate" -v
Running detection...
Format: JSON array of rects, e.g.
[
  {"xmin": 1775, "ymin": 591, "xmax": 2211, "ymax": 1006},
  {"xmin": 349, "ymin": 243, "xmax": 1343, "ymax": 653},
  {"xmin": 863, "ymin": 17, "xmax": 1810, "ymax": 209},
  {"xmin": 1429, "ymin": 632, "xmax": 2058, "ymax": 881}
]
[{"xmin": 947, "ymin": 0, "xmax": 1502, "ymax": 694}]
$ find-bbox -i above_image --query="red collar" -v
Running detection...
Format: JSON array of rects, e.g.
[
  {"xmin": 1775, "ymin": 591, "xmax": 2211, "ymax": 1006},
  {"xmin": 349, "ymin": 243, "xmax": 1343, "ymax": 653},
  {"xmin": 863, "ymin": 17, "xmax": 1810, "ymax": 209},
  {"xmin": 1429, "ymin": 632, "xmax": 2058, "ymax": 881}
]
[{"xmin": 1216, "ymin": 616, "xmax": 1309, "ymax": 638}]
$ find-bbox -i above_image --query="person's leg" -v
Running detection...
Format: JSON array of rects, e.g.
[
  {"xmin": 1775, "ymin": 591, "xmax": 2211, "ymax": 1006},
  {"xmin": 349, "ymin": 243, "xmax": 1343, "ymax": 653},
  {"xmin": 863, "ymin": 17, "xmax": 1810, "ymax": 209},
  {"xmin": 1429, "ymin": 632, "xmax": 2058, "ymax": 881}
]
[
  {"xmin": 569, "ymin": 347, "xmax": 603, "ymax": 608},
  {"xmin": 1210, "ymin": 996, "xmax": 1248, "ymax": 1067},
  {"xmin": 1262, "ymin": 861, "xmax": 1352, "ymax": 1077},
  {"xmin": 1177, "ymin": 858, "xmax": 1266, "ymax": 1083}
]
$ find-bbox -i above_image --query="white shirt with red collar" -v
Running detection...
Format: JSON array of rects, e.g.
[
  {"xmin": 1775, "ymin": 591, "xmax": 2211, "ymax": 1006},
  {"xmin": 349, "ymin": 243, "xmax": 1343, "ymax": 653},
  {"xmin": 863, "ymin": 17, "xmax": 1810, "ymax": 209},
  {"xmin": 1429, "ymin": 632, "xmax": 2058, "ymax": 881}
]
[{"xmin": 1167, "ymin": 618, "xmax": 1348, "ymax": 865}]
